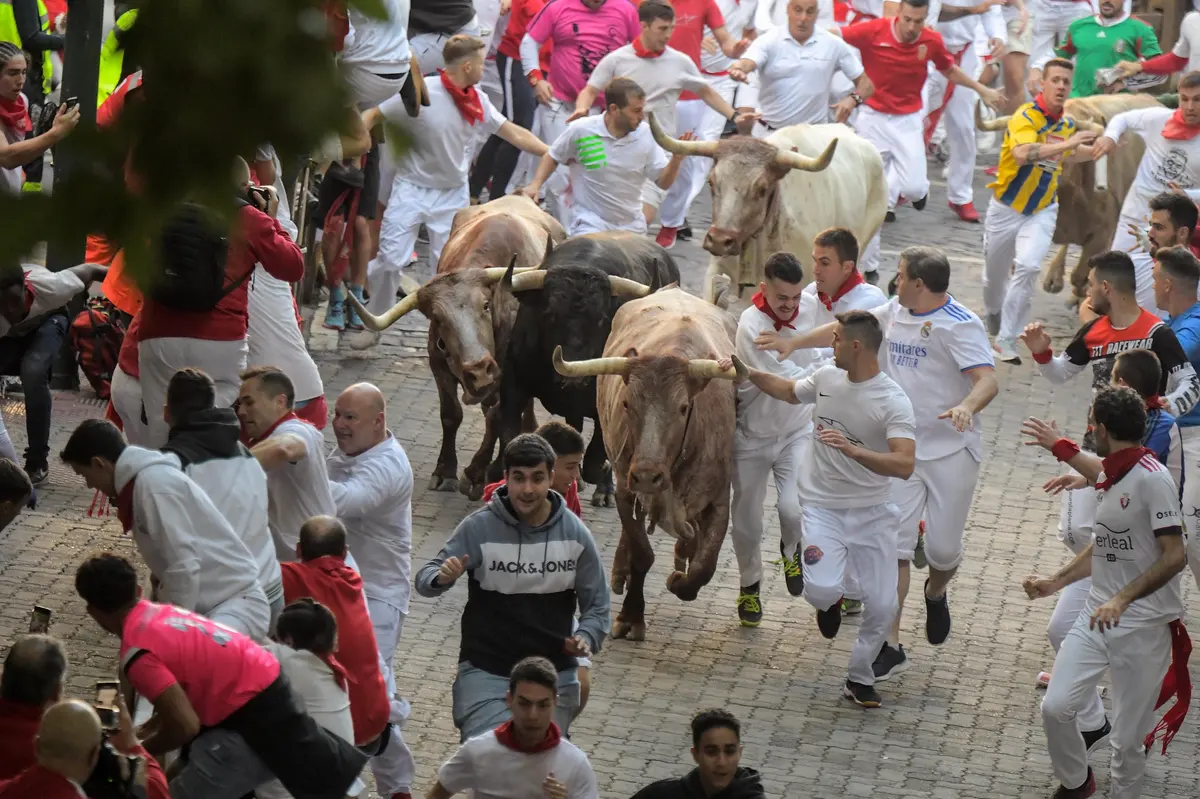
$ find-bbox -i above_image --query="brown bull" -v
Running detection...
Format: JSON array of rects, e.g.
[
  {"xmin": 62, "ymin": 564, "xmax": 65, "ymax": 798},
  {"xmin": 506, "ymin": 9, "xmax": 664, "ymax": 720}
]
[
  {"xmin": 553, "ymin": 287, "xmax": 738, "ymax": 641},
  {"xmin": 348, "ymin": 195, "xmax": 566, "ymax": 499},
  {"xmin": 977, "ymin": 94, "xmax": 1160, "ymax": 303}
]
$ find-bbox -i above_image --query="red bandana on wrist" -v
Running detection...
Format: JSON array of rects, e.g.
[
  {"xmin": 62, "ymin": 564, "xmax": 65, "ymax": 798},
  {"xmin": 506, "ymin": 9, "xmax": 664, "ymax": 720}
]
[
  {"xmin": 632, "ymin": 37, "xmax": 664, "ymax": 59},
  {"xmin": 439, "ymin": 70, "xmax": 484, "ymax": 125},
  {"xmin": 1163, "ymin": 108, "xmax": 1200, "ymax": 141},
  {"xmin": 1146, "ymin": 619, "xmax": 1192, "ymax": 754},
  {"xmin": 494, "ymin": 720, "xmax": 562, "ymax": 753},
  {"xmin": 816, "ymin": 270, "xmax": 864, "ymax": 312},
  {"xmin": 1146, "ymin": 395, "xmax": 1168, "ymax": 411},
  {"xmin": 0, "ymin": 95, "xmax": 31, "ymax": 133},
  {"xmin": 247, "ymin": 411, "xmax": 301, "ymax": 446},
  {"xmin": 1096, "ymin": 446, "xmax": 1153, "ymax": 491},
  {"xmin": 751, "ymin": 290, "xmax": 798, "ymax": 331}
]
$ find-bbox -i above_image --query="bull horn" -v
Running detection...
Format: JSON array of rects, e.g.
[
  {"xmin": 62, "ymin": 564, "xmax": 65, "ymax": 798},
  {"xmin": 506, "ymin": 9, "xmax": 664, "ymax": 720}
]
[
  {"xmin": 484, "ymin": 255, "xmax": 524, "ymax": 284},
  {"xmin": 648, "ymin": 112, "xmax": 719, "ymax": 158},
  {"xmin": 687, "ymin": 359, "xmax": 739, "ymax": 381},
  {"xmin": 344, "ymin": 282, "xmax": 419, "ymax": 330},
  {"xmin": 774, "ymin": 138, "xmax": 837, "ymax": 172},
  {"xmin": 975, "ymin": 102, "xmax": 1010, "ymax": 132},
  {"xmin": 1067, "ymin": 116, "xmax": 1103, "ymax": 133},
  {"xmin": 552, "ymin": 345, "xmax": 630, "ymax": 377},
  {"xmin": 511, "ymin": 269, "xmax": 547, "ymax": 292},
  {"xmin": 608, "ymin": 275, "xmax": 651, "ymax": 298}
]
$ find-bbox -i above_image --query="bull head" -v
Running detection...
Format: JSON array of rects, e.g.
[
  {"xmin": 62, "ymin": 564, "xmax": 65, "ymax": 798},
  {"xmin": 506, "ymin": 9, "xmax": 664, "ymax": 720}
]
[
  {"xmin": 552, "ymin": 345, "xmax": 740, "ymax": 382},
  {"xmin": 344, "ymin": 256, "xmax": 533, "ymax": 330},
  {"xmin": 510, "ymin": 271, "xmax": 653, "ymax": 299},
  {"xmin": 648, "ymin": 112, "xmax": 838, "ymax": 172}
]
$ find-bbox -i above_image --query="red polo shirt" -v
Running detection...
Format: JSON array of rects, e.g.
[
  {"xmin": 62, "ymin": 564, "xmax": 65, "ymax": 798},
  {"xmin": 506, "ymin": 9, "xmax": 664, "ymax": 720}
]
[
  {"xmin": 0, "ymin": 700, "xmax": 39, "ymax": 779},
  {"xmin": 841, "ymin": 18, "xmax": 953, "ymax": 115}
]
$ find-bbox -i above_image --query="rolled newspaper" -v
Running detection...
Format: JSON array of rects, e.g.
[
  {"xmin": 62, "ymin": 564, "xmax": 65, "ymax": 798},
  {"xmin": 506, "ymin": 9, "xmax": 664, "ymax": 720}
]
[{"xmin": 1095, "ymin": 154, "xmax": 1108, "ymax": 192}]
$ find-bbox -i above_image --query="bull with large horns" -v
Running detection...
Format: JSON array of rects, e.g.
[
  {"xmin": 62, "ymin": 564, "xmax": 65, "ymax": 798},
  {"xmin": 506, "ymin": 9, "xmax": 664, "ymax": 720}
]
[
  {"xmin": 553, "ymin": 287, "xmax": 740, "ymax": 640},
  {"xmin": 648, "ymin": 112, "xmax": 887, "ymax": 303}
]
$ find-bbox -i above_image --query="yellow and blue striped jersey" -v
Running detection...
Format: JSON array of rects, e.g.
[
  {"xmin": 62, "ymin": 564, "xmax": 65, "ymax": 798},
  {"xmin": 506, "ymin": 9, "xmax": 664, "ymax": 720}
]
[{"xmin": 989, "ymin": 101, "xmax": 1078, "ymax": 216}]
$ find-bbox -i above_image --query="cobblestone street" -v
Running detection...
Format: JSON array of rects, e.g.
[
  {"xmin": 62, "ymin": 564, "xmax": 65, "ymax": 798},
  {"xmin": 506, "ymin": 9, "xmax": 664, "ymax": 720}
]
[{"xmin": 4, "ymin": 164, "xmax": 1200, "ymax": 798}]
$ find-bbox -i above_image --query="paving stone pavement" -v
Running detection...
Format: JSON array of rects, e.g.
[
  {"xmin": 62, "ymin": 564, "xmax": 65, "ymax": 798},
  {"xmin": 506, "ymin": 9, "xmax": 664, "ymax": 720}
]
[{"xmin": 4, "ymin": 164, "xmax": 1200, "ymax": 799}]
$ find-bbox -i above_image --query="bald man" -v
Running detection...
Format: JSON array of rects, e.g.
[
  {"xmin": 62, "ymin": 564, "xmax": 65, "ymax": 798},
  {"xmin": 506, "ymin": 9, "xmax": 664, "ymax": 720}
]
[{"xmin": 326, "ymin": 384, "xmax": 416, "ymax": 799}]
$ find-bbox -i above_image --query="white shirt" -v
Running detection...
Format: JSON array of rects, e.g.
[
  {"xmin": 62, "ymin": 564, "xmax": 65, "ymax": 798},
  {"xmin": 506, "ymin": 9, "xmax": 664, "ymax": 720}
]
[
  {"xmin": 1173, "ymin": 11, "xmax": 1200, "ymax": 74},
  {"xmin": 734, "ymin": 296, "xmax": 822, "ymax": 438},
  {"xmin": 327, "ymin": 433, "xmax": 414, "ymax": 613},
  {"xmin": 1104, "ymin": 107, "xmax": 1200, "ymax": 221},
  {"xmin": 379, "ymin": 82, "xmax": 506, "ymax": 190},
  {"xmin": 702, "ymin": 0, "xmax": 760, "ymax": 74},
  {"xmin": 742, "ymin": 27, "xmax": 864, "ymax": 127},
  {"xmin": 247, "ymin": 268, "xmax": 325, "ymax": 403},
  {"xmin": 585, "ymin": 43, "xmax": 709, "ymax": 136},
  {"xmin": 437, "ymin": 730, "xmax": 599, "ymax": 799},
  {"xmin": 549, "ymin": 115, "xmax": 669, "ymax": 233},
  {"xmin": 793, "ymin": 366, "xmax": 916, "ymax": 508},
  {"xmin": 869, "ymin": 296, "xmax": 994, "ymax": 461},
  {"xmin": 804, "ymin": 278, "xmax": 888, "ymax": 362},
  {"xmin": 2, "ymin": 265, "xmax": 85, "ymax": 337},
  {"xmin": 1088, "ymin": 453, "xmax": 1184, "ymax": 626},
  {"xmin": 264, "ymin": 644, "xmax": 355, "ymax": 744},
  {"xmin": 342, "ymin": 0, "xmax": 412, "ymax": 72},
  {"xmin": 263, "ymin": 418, "xmax": 338, "ymax": 562}
]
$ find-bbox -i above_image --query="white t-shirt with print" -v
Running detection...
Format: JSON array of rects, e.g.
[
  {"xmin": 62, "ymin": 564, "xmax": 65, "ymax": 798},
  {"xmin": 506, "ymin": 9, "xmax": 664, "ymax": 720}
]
[
  {"xmin": 794, "ymin": 366, "xmax": 915, "ymax": 508},
  {"xmin": 585, "ymin": 43, "xmax": 709, "ymax": 136},
  {"xmin": 1104, "ymin": 106, "xmax": 1200, "ymax": 221},
  {"xmin": 869, "ymin": 296, "xmax": 994, "ymax": 462},
  {"xmin": 437, "ymin": 730, "xmax": 599, "ymax": 799},
  {"xmin": 1088, "ymin": 452, "xmax": 1184, "ymax": 627}
]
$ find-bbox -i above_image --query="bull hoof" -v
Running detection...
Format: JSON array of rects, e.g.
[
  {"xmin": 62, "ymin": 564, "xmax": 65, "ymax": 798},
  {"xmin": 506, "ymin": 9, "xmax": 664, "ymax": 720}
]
[
  {"xmin": 612, "ymin": 620, "xmax": 646, "ymax": 641},
  {"xmin": 1043, "ymin": 273, "xmax": 1064, "ymax": 294},
  {"xmin": 666, "ymin": 570, "xmax": 687, "ymax": 592},
  {"xmin": 429, "ymin": 475, "xmax": 459, "ymax": 493},
  {"xmin": 611, "ymin": 573, "xmax": 627, "ymax": 595},
  {"xmin": 458, "ymin": 478, "xmax": 485, "ymax": 502},
  {"xmin": 591, "ymin": 487, "xmax": 614, "ymax": 508}
]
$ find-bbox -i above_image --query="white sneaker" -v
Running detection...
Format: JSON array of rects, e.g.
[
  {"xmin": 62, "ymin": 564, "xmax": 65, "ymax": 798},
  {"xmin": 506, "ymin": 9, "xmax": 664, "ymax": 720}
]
[{"xmin": 993, "ymin": 336, "xmax": 1021, "ymax": 364}]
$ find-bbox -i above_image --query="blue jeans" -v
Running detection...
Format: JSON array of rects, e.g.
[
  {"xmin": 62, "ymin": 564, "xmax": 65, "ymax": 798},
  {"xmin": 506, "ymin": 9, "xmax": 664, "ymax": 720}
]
[
  {"xmin": 451, "ymin": 661, "xmax": 580, "ymax": 743},
  {"xmin": 0, "ymin": 313, "xmax": 67, "ymax": 469}
]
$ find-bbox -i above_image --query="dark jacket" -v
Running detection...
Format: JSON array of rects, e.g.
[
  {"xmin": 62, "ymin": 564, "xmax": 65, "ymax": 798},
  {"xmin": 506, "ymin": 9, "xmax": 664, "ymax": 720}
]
[
  {"xmin": 631, "ymin": 768, "xmax": 765, "ymax": 799},
  {"xmin": 161, "ymin": 407, "xmax": 245, "ymax": 466}
]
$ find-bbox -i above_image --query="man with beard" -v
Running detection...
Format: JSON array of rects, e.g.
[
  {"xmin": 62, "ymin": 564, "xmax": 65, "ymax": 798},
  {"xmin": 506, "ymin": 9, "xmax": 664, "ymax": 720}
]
[
  {"xmin": 631, "ymin": 709, "xmax": 765, "ymax": 799},
  {"xmin": 1031, "ymin": 0, "xmax": 1161, "ymax": 99}
]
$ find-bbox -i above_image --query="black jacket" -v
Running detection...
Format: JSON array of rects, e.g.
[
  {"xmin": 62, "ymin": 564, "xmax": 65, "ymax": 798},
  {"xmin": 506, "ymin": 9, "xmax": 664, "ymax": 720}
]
[
  {"xmin": 160, "ymin": 407, "xmax": 247, "ymax": 466},
  {"xmin": 408, "ymin": 0, "xmax": 474, "ymax": 36},
  {"xmin": 631, "ymin": 768, "xmax": 765, "ymax": 799}
]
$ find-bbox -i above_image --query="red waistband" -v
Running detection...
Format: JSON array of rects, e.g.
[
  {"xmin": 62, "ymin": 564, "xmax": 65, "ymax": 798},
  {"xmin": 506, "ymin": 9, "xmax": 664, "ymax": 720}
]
[{"xmin": 702, "ymin": 69, "xmax": 730, "ymax": 77}]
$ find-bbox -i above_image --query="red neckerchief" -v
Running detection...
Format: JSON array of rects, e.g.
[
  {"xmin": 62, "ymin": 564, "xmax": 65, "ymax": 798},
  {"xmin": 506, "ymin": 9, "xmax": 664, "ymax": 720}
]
[
  {"xmin": 1163, "ymin": 108, "xmax": 1200, "ymax": 141},
  {"xmin": 22, "ymin": 275, "xmax": 34, "ymax": 316},
  {"xmin": 115, "ymin": 479, "xmax": 136, "ymax": 533},
  {"xmin": 248, "ymin": 411, "xmax": 301, "ymax": 446},
  {"xmin": 318, "ymin": 652, "xmax": 353, "ymax": 691},
  {"xmin": 751, "ymin": 291, "xmax": 797, "ymax": 331},
  {"xmin": 1096, "ymin": 446, "xmax": 1154, "ymax": 491},
  {"xmin": 1146, "ymin": 619, "xmax": 1192, "ymax": 754},
  {"xmin": 1033, "ymin": 93, "xmax": 1062, "ymax": 124},
  {"xmin": 632, "ymin": 37, "xmax": 664, "ymax": 58},
  {"xmin": 493, "ymin": 720, "xmax": 562, "ymax": 753},
  {"xmin": 0, "ymin": 94, "xmax": 31, "ymax": 133},
  {"xmin": 816, "ymin": 270, "xmax": 865, "ymax": 312},
  {"xmin": 439, "ymin": 70, "xmax": 484, "ymax": 125},
  {"xmin": 1146, "ymin": 395, "xmax": 1167, "ymax": 411}
]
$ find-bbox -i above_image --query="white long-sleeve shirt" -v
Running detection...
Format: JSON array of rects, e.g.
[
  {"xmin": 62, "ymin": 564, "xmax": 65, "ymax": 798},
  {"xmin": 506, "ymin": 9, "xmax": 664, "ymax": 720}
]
[
  {"xmin": 735, "ymin": 294, "xmax": 823, "ymax": 439},
  {"xmin": 935, "ymin": 1, "xmax": 1004, "ymax": 49},
  {"xmin": 327, "ymin": 433, "xmax": 414, "ymax": 613},
  {"xmin": 1104, "ymin": 107, "xmax": 1200, "ymax": 222},
  {"xmin": 342, "ymin": 0, "xmax": 412, "ymax": 72}
]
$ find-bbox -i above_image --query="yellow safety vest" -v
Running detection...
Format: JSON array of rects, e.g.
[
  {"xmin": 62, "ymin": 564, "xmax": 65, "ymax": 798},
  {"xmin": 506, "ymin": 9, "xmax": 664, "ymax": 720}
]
[
  {"xmin": 97, "ymin": 8, "xmax": 137, "ymax": 105},
  {"xmin": 0, "ymin": 0, "xmax": 53, "ymax": 96}
]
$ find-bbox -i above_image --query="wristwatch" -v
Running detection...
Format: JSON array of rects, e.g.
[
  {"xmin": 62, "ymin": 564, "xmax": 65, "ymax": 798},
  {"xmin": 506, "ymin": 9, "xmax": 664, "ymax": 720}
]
[{"xmin": 850, "ymin": 92, "xmax": 864, "ymax": 107}]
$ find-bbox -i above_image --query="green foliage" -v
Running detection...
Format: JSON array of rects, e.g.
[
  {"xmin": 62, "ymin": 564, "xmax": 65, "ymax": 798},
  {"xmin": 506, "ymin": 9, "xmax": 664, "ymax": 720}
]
[{"xmin": 0, "ymin": 0, "xmax": 379, "ymax": 281}]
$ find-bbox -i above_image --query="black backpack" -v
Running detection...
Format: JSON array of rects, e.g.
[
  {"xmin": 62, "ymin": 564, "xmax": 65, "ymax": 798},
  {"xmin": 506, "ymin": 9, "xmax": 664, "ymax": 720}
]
[{"xmin": 149, "ymin": 200, "xmax": 252, "ymax": 311}]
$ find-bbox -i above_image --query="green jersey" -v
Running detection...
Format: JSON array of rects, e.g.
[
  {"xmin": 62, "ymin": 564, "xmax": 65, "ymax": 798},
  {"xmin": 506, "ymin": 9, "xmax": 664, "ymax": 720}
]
[{"xmin": 1056, "ymin": 15, "xmax": 1162, "ymax": 98}]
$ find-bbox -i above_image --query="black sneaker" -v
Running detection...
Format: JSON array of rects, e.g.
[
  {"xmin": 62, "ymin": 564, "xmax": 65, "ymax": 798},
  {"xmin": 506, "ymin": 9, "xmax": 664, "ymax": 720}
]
[
  {"xmin": 885, "ymin": 210, "xmax": 896, "ymax": 223},
  {"xmin": 872, "ymin": 643, "xmax": 910, "ymax": 682},
  {"xmin": 864, "ymin": 270, "xmax": 879, "ymax": 285},
  {"xmin": 843, "ymin": 680, "xmax": 882, "ymax": 708},
  {"xmin": 737, "ymin": 582, "xmax": 763, "ymax": 627},
  {"xmin": 913, "ymin": 194, "xmax": 928, "ymax": 211},
  {"xmin": 1082, "ymin": 718, "xmax": 1111, "ymax": 753},
  {"xmin": 780, "ymin": 542, "xmax": 804, "ymax": 597},
  {"xmin": 925, "ymin": 579, "xmax": 951, "ymax": 645},
  {"xmin": 1052, "ymin": 768, "xmax": 1096, "ymax": 798},
  {"xmin": 817, "ymin": 602, "xmax": 842, "ymax": 639},
  {"xmin": 25, "ymin": 465, "xmax": 47, "ymax": 486},
  {"xmin": 677, "ymin": 222, "xmax": 693, "ymax": 241}
]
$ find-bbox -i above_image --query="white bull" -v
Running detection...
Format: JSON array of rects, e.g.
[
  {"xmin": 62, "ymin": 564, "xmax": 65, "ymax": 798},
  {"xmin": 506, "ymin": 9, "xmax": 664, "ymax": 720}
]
[{"xmin": 649, "ymin": 114, "xmax": 888, "ymax": 302}]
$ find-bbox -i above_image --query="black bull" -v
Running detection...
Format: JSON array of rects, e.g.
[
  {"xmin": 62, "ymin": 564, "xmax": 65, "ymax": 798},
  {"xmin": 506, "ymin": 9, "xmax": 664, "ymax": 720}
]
[{"xmin": 490, "ymin": 232, "xmax": 681, "ymax": 506}]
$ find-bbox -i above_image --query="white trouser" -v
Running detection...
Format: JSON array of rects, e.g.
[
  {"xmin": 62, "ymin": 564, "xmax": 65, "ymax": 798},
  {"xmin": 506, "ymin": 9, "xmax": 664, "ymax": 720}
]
[
  {"xmin": 660, "ymin": 87, "xmax": 728, "ymax": 228},
  {"xmin": 110, "ymin": 365, "xmax": 150, "ymax": 448},
  {"xmin": 507, "ymin": 96, "xmax": 544, "ymax": 195},
  {"xmin": 892, "ymin": 448, "xmax": 981, "ymax": 570},
  {"xmin": 856, "ymin": 106, "xmax": 928, "ymax": 275},
  {"xmin": 535, "ymin": 98, "xmax": 589, "ymax": 227},
  {"xmin": 1047, "ymin": 576, "xmax": 1107, "ymax": 731},
  {"xmin": 409, "ymin": 18, "xmax": 483, "ymax": 75},
  {"xmin": 1058, "ymin": 461, "xmax": 1097, "ymax": 556},
  {"xmin": 920, "ymin": 44, "xmax": 979, "ymax": 205},
  {"xmin": 1029, "ymin": 0, "xmax": 1094, "ymax": 69},
  {"xmin": 1110, "ymin": 212, "xmax": 1166, "ymax": 318},
  {"xmin": 983, "ymin": 199, "xmax": 1058, "ymax": 341},
  {"xmin": 341, "ymin": 63, "xmax": 411, "ymax": 110},
  {"xmin": 367, "ymin": 597, "xmax": 416, "ymax": 796},
  {"xmin": 1042, "ymin": 616, "xmax": 1171, "ymax": 797},
  {"xmin": 368, "ymin": 178, "xmax": 466, "ymax": 310},
  {"xmin": 568, "ymin": 205, "xmax": 645, "ymax": 237},
  {"xmin": 205, "ymin": 587, "xmax": 271, "ymax": 642},
  {"xmin": 729, "ymin": 428, "xmax": 809, "ymax": 587},
  {"xmin": 138, "ymin": 337, "xmax": 248, "ymax": 448},
  {"xmin": 479, "ymin": 56, "xmax": 503, "ymax": 114},
  {"xmin": 1180, "ymin": 426, "xmax": 1200, "ymax": 590},
  {"xmin": 801, "ymin": 503, "xmax": 900, "ymax": 686}
]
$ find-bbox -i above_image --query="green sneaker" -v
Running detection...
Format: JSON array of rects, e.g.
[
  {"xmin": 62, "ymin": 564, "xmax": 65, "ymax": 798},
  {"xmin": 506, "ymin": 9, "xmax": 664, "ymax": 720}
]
[
  {"xmin": 841, "ymin": 598, "xmax": 863, "ymax": 615},
  {"xmin": 775, "ymin": 543, "xmax": 804, "ymax": 597},
  {"xmin": 737, "ymin": 582, "xmax": 763, "ymax": 627}
]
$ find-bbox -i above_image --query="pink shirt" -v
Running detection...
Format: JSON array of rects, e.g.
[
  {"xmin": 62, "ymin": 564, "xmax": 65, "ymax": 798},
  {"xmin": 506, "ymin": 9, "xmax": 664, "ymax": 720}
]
[
  {"xmin": 526, "ymin": 0, "xmax": 640, "ymax": 105},
  {"xmin": 120, "ymin": 600, "xmax": 280, "ymax": 727}
]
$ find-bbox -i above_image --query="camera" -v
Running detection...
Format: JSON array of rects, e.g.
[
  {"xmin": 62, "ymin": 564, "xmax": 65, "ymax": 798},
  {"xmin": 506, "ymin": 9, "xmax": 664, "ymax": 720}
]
[
  {"xmin": 245, "ymin": 184, "xmax": 273, "ymax": 212},
  {"xmin": 82, "ymin": 734, "xmax": 142, "ymax": 799}
]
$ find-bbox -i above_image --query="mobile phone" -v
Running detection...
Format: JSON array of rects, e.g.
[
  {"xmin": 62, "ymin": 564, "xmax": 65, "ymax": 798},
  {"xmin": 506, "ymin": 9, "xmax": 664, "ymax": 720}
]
[
  {"xmin": 94, "ymin": 681, "xmax": 120, "ymax": 729},
  {"xmin": 63, "ymin": 96, "xmax": 78, "ymax": 111},
  {"xmin": 28, "ymin": 606, "xmax": 51, "ymax": 633}
]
